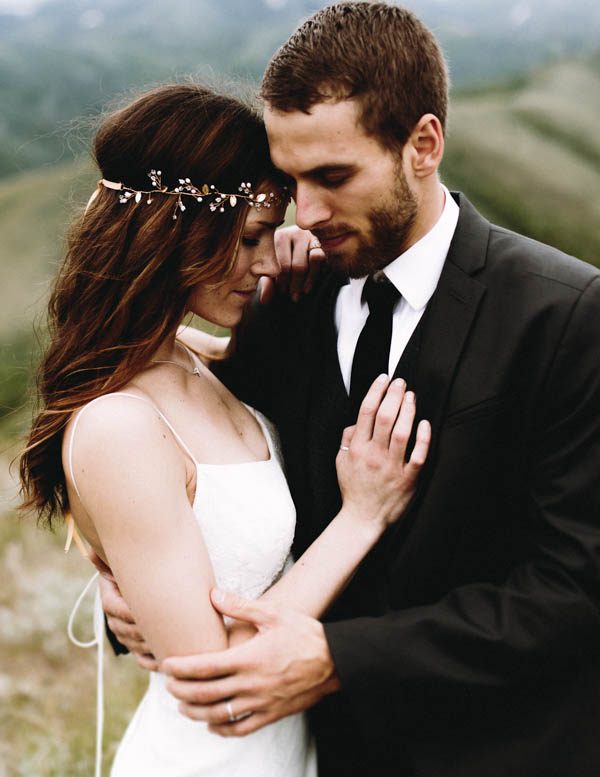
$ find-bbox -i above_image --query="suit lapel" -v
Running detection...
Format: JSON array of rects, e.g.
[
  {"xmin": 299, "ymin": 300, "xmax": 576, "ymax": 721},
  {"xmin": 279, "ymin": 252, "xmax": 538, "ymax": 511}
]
[
  {"xmin": 417, "ymin": 193, "xmax": 490, "ymax": 452},
  {"xmin": 385, "ymin": 195, "xmax": 489, "ymax": 548},
  {"xmin": 416, "ymin": 263, "xmax": 486, "ymax": 459}
]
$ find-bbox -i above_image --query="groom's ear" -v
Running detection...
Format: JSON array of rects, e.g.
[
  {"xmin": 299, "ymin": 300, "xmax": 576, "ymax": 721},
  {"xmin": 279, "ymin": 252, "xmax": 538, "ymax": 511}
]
[{"xmin": 406, "ymin": 113, "xmax": 444, "ymax": 179}]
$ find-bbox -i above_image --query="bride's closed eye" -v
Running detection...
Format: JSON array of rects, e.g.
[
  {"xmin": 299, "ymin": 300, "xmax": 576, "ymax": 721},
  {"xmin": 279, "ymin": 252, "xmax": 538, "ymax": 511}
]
[{"xmin": 241, "ymin": 237, "xmax": 261, "ymax": 247}]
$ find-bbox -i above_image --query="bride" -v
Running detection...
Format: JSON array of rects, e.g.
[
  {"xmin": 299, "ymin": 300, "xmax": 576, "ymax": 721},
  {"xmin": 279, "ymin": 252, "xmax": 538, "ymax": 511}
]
[{"xmin": 19, "ymin": 83, "xmax": 430, "ymax": 776}]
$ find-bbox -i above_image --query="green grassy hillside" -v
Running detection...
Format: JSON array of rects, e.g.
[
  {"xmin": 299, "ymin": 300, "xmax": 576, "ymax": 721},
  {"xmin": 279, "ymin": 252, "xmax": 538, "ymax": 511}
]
[
  {"xmin": 1, "ymin": 54, "xmax": 599, "ymax": 776},
  {"xmin": 0, "ymin": 159, "xmax": 97, "ymax": 439},
  {"xmin": 442, "ymin": 57, "xmax": 600, "ymax": 264},
  {"xmin": 2, "ymin": 55, "xmax": 599, "ymax": 441}
]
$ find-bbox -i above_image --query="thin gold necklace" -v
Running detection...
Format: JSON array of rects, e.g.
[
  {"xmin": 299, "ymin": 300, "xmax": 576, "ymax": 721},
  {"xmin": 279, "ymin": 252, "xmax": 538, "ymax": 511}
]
[{"xmin": 150, "ymin": 343, "xmax": 202, "ymax": 376}]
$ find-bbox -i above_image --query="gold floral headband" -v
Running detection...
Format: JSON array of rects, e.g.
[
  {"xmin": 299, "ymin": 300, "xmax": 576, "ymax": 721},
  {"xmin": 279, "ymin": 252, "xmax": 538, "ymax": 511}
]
[{"xmin": 100, "ymin": 169, "xmax": 287, "ymax": 220}]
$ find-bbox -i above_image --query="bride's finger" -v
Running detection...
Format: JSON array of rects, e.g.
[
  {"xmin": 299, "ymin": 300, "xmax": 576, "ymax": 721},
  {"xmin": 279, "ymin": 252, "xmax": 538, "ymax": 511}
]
[
  {"xmin": 338, "ymin": 424, "xmax": 356, "ymax": 453},
  {"xmin": 401, "ymin": 420, "xmax": 431, "ymax": 486},
  {"xmin": 371, "ymin": 378, "xmax": 406, "ymax": 449},
  {"xmin": 353, "ymin": 374, "xmax": 390, "ymax": 443},
  {"xmin": 388, "ymin": 390, "xmax": 416, "ymax": 460}
]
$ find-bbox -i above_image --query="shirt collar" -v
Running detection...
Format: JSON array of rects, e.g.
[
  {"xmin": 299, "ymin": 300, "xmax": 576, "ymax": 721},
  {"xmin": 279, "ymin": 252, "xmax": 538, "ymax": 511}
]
[{"xmin": 347, "ymin": 185, "xmax": 459, "ymax": 312}]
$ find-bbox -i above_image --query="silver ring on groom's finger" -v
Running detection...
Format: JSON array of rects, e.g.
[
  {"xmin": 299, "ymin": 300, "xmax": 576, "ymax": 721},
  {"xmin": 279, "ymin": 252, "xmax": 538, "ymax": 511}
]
[
  {"xmin": 226, "ymin": 700, "xmax": 236, "ymax": 723},
  {"xmin": 226, "ymin": 701, "xmax": 252, "ymax": 723},
  {"xmin": 339, "ymin": 445, "xmax": 350, "ymax": 451},
  {"xmin": 307, "ymin": 240, "xmax": 322, "ymax": 253}
]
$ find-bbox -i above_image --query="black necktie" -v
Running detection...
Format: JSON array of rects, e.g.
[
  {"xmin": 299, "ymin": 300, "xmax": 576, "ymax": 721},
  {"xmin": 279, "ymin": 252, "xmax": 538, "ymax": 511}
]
[{"xmin": 349, "ymin": 275, "xmax": 400, "ymax": 409}]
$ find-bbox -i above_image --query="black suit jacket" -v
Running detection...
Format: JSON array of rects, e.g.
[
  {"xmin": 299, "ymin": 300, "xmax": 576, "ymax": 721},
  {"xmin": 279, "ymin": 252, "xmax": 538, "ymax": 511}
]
[{"xmin": 215, "ymin": 194, "xmax": 600, "ymax": 777}]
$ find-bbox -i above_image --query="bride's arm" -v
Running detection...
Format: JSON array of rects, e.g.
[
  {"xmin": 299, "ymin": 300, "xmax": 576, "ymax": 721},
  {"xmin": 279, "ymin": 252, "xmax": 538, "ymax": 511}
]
[
  {"xmin": 64, "ymin": 395, "xmax": 228, "ymax": 662},
  {"xmin": 95, "ymin": 379, "xmax": 429, "ymax": 657},
  {"xmin": 256, "ymin": 376, "xmax": 430, "ymax": 620}
]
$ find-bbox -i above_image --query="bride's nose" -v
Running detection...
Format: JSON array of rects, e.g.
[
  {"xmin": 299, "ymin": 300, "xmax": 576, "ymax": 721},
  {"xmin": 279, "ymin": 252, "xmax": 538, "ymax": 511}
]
[{"xmin": 251, "ymin": 243, "xmax": 281, "ymax": 278}]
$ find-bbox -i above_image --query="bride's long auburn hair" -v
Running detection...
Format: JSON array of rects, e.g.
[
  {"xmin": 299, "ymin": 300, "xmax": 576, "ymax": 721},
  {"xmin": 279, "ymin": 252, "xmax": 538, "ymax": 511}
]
[{"xmin": 20, "ymin": 83, "xmax": 285, "ymax": 527}]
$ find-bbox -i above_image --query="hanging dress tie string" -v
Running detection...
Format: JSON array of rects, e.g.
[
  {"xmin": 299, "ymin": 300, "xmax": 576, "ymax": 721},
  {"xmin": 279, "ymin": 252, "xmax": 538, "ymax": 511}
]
[{"xmin": 67, "ymin": 571, "xmax": 105, "ymax": 777}]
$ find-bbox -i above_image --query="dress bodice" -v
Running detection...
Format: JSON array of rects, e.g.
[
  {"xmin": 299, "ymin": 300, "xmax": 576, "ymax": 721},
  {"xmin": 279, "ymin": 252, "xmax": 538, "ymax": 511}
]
[
  {"xmin": 102, "ymin": 397, "xmax": 315, "ymax": 777},
  {"xmin": 190, "ymin": 408, "xmax": 296, "ymax": 601},
  {"xmin": 67, "ymin": 391, "xmax": 315, "ymax": 777}
]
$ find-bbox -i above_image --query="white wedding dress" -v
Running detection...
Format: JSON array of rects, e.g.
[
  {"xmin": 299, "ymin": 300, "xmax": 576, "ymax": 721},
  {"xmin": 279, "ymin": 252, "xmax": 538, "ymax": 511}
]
[{"xmin": 67, "ymin": 392, "xmax": 317, "ymax": 777}]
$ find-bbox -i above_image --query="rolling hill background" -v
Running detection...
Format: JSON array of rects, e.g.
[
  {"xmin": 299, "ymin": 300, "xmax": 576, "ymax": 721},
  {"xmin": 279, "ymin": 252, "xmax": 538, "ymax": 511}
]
[
  {"xmin": 1, "ymin": 0, "xmax": 599, "ymax": 177},
  {"xmin": 1, "ymin": 3, "xmax": 599, "ymax": 774},
  {"xmin": 2, "ymin": 53, "xmax": 599, "ymax": 442}
]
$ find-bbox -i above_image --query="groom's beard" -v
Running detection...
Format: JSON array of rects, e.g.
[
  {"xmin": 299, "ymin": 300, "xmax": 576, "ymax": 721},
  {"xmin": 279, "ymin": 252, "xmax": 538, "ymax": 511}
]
[{"xmin": 322, "ymin": 167, "xmax": 418, "ymax": 279}]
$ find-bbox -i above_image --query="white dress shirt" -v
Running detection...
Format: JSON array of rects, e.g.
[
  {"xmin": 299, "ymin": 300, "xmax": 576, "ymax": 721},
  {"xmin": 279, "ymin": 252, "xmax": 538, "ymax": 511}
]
[{"xmin": 335, "ymin": 185, "xmax": 460, "ymax": 392}]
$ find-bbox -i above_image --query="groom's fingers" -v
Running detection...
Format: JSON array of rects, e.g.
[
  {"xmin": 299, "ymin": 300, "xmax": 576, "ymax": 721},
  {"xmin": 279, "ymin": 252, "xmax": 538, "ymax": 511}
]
[
  {"xmin": 98, "ymin": 575, "xmax": 136, "ymax": 623},
  {"xmin": 166, "ymin": 674, "xmax": 251, "ymax": 705},
  {"xmin": 177, "ymin": 694, "xmax": 264, "ymax": 724},
  {"xmin": 162, "ymin": 651, "xmax": 238, "ymax": 681},
  {"xmin": 210, "ymin": 589, "xmax": 279, "ymax": 628},
  {"xmin": 136, "ymin": 653, "xmax": 160, "ymax": 672},
  {"xmin": 209, "ymin": 710, "xmax": 275, "ymax": 737}
]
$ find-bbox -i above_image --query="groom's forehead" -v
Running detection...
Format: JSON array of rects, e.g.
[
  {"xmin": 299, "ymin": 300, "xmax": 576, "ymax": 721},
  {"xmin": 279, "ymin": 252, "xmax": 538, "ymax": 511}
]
[
  {"xmin": 264, "ymin": 100, "xmax": 391, "ymax": 176},
  {"xmin": 264, "ymin": 100, "xmax": 369, "ymax": 155}
]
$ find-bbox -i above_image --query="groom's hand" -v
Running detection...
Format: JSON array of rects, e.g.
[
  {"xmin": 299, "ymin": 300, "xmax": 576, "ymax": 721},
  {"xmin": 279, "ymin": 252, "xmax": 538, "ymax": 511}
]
[
  {"xmin": 97, "ymin": 573, "xmax": 159, "ymax": 671},
  {"xmin": 162, "ymin": 590, "xmax": 341, "ymax": 736}
]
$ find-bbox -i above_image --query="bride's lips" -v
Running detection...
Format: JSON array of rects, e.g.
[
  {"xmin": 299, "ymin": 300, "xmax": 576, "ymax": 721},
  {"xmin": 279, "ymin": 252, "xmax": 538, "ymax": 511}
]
[{"xmin": 233, "ymin": 289, "xmax": 257, "ymax": 300}]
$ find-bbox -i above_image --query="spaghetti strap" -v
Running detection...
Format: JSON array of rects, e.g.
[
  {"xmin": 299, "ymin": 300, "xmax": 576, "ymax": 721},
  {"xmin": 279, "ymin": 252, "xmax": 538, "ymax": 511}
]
[{"xmin": 67, "ymin": 392, "xmax": 198, "ymax": 503}]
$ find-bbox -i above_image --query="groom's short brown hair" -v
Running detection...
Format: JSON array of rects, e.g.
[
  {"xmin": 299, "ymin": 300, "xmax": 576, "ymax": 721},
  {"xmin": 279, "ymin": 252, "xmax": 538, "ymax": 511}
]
[{"xmin": 261, "ymin": 1, "xmax": 449, "ymax": 151}]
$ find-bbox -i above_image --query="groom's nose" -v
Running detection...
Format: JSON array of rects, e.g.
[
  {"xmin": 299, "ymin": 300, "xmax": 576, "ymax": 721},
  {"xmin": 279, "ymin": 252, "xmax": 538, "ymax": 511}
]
[{"xmin": 294, "ymin": 183, "xmax": 333, "ymax": 231}]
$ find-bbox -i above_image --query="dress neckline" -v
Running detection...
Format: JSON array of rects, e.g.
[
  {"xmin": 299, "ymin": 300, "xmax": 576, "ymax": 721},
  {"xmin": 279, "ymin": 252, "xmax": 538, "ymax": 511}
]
[
  {"xmin": 178, "ymin": 345, "xmax": 274, "ymax": 468},
  {"xmin": 192, "ymin": 404, "xmax": 274, "ymax": 470}
]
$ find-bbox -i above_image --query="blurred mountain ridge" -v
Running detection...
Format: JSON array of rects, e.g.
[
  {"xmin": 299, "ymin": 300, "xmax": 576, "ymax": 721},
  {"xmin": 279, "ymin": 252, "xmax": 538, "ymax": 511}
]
[
  {"xmin": 1, "ymin": 1, "xmax": 598, "ymax": 439},
  {"xmin": 1, "ymin": 0, "xmax": 598, "ymax": 177}
]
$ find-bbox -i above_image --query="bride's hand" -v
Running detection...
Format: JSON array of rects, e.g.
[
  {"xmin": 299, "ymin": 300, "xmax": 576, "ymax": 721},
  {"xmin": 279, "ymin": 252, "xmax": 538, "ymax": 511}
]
[
  {"xmin": 336, "ymin": 375, "xmax": 431, "ymax": 530},
  {"xmin": 260, "ymin": 225, "xmax": 327, "ymax": 304}
]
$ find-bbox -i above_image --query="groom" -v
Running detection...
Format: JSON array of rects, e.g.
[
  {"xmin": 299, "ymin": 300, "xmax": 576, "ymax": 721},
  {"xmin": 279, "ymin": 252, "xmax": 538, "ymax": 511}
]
[{"xmin": 107, "ymin": 3, "xmax": 600, "ymax": 775}]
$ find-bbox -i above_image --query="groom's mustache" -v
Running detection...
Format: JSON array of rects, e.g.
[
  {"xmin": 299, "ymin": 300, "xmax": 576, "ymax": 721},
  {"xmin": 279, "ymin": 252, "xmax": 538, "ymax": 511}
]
[{"xmin": 313, "ymin": 225, "xmax": 355, "ymax": 242}]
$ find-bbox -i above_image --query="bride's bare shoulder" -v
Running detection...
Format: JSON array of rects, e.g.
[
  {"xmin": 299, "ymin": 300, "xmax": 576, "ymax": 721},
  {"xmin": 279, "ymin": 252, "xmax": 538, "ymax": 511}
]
[{"xmin": 61, "ymin": 392, "xmax": 183, "ymax": 490}]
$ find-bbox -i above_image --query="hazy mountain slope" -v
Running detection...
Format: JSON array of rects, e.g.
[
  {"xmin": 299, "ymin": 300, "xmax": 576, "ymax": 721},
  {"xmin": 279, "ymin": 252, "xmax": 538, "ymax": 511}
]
[
  {"xmin": 1, "ymin": 0, "xmax": 598, "ymax": 177},
  {"xmin": 442, "ymin": 57, "xmax": 600, "ymax": 264},
  {"xmin": 2, "ymin": 56, "xmax": 599, "ymax": 438},
  {"xmin": 0, "ymin": 159, "xmax": 96, "ymax": 435},
  {"xmin": 0, "ymin": 159, "xmax": 96, "ymax": 336}
]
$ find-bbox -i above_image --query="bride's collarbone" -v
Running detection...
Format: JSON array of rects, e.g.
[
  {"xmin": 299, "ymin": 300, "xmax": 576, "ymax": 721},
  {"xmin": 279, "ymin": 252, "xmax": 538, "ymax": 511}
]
[{"xmin": 157, "ymin": 384, "xmax": 269, "ymax": 464}]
